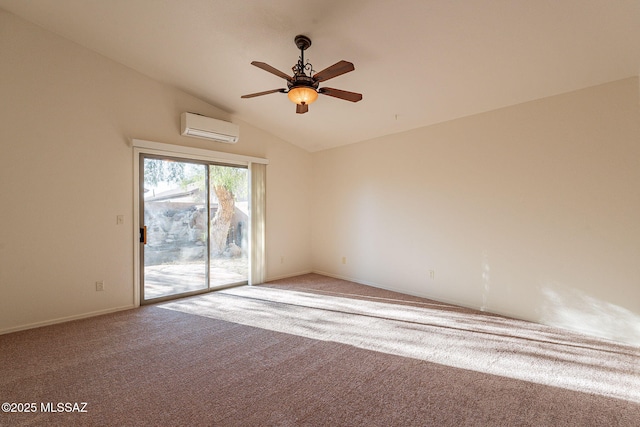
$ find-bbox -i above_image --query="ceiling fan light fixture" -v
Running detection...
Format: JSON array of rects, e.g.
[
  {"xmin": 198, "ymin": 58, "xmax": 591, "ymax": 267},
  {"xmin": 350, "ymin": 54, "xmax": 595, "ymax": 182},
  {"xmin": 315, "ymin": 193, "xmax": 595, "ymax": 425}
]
[{"xmin": 287, "ymin": 86, "xmax": 318, "ymax": 105}]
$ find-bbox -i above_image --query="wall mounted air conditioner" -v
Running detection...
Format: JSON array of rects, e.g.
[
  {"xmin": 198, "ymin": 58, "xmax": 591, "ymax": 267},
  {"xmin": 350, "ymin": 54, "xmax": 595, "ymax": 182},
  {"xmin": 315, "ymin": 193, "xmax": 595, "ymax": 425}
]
[{"xmin": 180, "ymin": 112, "xmax": 239, "ymax": 143}]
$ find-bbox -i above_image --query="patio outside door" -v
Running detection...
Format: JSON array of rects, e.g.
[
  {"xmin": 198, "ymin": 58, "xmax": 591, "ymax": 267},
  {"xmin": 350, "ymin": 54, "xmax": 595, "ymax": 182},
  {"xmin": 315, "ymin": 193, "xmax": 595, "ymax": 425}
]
[{"xmin": 140, "ymin": 155, "xmax": 248, "ymax": 303}]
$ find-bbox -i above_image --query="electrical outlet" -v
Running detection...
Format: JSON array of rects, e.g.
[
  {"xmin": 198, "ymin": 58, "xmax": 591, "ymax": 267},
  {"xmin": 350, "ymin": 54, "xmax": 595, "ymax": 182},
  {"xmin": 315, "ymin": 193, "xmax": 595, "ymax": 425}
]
[
  {"xmin": 429, "ymin": 270, "xmax": 435, "ymax": 280},
  {"xmin": 96, "ymin": 281, "xmax": 104, "ymax": 291},
  {"xmin": 280, "ymin": 256, "xmax": 284, "ymax": 264},
  {"xmin": 342, "ymin": 257, "xmax": 347, "ymax": 265}
]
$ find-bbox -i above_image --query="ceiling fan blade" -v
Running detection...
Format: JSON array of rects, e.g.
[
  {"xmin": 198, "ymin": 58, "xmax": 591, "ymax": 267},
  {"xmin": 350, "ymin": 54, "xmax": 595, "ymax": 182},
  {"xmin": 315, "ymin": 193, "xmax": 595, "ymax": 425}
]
[
  {"xmin": 241, "ymin": 89, "xmax": 285, "ymax": 98},
  {"xmin": 313, "ymin": 60, "xmax": 355, "ymax": 82},
  {"xmin": 318, "ymin": 87, "xmax": 363, "ymax": 102},
  {"xmin": 296, "ymin": 103, "xmax": 309, "ymax": 114},
  {"xmin": 251, "ymin": 61, "xmax": 292, "ymax": 81}
]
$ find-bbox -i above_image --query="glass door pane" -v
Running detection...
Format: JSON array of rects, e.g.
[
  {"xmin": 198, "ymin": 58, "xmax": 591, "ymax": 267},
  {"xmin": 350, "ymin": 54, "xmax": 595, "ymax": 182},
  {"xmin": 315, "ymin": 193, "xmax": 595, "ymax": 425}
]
[
  {"xmin": 209, "ymin": 165, "xmax": 248, "ymax": 287},
  {"xmin": 142, "ymin": 157, "xmax": 208, "ymax": 300}
]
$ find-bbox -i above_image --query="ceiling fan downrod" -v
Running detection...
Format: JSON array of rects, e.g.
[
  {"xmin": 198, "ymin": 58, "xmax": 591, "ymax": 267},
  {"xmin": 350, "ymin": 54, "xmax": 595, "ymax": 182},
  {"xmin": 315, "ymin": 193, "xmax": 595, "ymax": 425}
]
[{"xmin": 292, "ymin": 35, "xmax": 314, "ymax": 79}]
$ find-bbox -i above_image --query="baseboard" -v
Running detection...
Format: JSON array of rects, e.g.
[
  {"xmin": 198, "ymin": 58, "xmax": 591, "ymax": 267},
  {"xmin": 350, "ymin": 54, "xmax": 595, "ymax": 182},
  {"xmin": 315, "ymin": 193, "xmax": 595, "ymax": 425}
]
[
  {"xmin": 312, "ymin": 269, "xmax": 497, "ymax": 315},
  {"xmin": 265, "ymin": 270, "xmax": 313, "ymax": 283},
  {"xmin": 0, "ymin": 304, "xmax": 136, "ymax": 336},
  {"xmin": 311, "ymin": 270, "xmax": 389, "ymax": 290}
]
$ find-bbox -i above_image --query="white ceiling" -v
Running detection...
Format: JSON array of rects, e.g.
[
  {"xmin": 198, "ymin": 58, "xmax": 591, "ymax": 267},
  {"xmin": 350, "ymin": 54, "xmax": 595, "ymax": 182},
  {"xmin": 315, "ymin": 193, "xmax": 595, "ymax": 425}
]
[{"xmin": 1, "ymin": 0, "xmax": 639, "ymax": 152}]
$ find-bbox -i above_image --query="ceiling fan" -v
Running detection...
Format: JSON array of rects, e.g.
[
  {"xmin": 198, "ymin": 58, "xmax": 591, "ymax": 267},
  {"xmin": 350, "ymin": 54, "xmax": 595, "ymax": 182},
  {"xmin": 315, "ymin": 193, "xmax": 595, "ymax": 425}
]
[{"xmin": 241, "ymin": 35, "xmax": 362, "ymax": 114}]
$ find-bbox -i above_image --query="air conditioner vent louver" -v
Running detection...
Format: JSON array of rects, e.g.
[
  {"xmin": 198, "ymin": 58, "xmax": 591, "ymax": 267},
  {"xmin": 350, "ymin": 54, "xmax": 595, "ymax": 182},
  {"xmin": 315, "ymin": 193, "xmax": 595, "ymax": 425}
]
[{"xmin": 180, "ymin": 112, "xmax": 239, "ymax": 143}]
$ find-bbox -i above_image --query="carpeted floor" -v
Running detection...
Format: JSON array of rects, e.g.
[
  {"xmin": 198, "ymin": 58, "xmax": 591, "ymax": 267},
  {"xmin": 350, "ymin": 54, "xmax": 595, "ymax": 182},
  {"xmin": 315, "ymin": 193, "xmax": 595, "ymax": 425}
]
[{"xmin": 1, "ymin": 273, "xmax": 639, "ymax": 426}]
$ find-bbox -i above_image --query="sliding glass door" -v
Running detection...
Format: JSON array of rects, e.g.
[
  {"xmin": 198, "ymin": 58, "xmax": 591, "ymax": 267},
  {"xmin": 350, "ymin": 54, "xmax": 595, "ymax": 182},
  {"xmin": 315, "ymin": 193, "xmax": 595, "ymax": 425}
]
[{"xmin": 140, "ymin": 155, "xmax": 248, "ymax": 302}]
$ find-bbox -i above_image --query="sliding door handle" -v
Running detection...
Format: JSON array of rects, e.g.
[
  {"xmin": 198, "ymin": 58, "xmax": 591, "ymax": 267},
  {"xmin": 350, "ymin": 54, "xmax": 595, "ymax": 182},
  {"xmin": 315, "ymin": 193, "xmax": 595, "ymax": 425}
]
[{"xmin": 140, "ymin": 226, "xmax": 147, "ymax": 244}]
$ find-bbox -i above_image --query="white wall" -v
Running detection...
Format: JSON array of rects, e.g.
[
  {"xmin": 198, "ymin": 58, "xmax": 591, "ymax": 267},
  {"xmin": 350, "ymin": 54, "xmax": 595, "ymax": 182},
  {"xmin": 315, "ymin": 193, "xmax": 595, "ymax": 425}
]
[
  {"xmin": 0, "ymin": 10, "xmax": 312, "ymax": 333},
  {"xmin": 312, "ymin": 77, "xmax": 640, "ymax": 345}
]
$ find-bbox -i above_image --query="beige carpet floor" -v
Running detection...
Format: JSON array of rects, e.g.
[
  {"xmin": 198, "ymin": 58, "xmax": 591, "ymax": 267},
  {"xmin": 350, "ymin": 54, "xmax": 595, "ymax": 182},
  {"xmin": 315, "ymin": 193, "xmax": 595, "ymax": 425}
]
[{"xmin": 1, "ymin": 273, "xmax": 639, "ymax": 426}]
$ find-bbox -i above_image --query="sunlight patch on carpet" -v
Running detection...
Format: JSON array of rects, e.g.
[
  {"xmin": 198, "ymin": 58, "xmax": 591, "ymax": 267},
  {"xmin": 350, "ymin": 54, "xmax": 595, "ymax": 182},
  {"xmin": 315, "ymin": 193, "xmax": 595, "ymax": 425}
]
[{"xmin": 158, "ymin": 286, "xmax": 640, "ymax": 403}]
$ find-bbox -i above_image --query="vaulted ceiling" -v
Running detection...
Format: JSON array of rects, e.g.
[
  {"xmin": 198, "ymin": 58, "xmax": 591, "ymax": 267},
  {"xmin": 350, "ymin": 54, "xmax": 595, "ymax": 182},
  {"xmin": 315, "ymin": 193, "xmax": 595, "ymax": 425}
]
[{"xmin": 1, "ymin": 0, "xmax": 639, "ymax": 151}]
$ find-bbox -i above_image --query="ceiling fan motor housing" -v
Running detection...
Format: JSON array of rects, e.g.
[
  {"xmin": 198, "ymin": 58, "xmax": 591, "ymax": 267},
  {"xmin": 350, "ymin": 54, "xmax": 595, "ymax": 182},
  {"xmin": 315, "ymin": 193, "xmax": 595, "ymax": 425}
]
[{"xmin": 288, "ymin": 75, "xmax": 318, "ymax": 91}]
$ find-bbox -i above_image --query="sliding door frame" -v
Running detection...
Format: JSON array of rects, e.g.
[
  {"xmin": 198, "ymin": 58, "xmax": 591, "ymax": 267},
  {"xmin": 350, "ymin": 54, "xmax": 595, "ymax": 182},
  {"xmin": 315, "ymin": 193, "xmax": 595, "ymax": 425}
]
[{"xmin": 132, "ymin": 139, "xmax": 268, "ymax": 307}]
